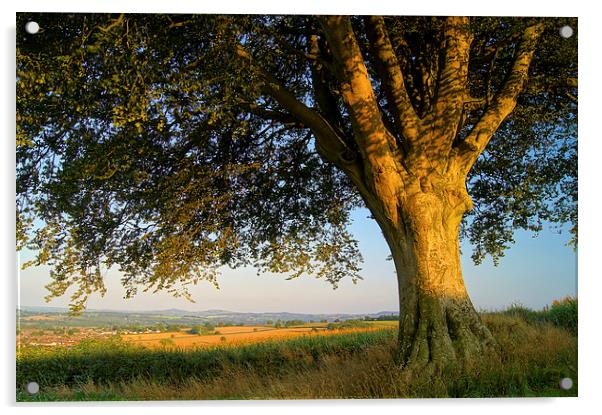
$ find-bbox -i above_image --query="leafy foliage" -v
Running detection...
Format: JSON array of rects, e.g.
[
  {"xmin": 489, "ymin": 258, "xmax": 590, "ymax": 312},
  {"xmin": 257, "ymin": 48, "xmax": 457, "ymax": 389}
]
[
  {"xmin": 463, "ymin": 19, "xmax": 577, "ymax": 263},
  {"xmin": 16, "ymin": 14, "xmax": 576, "ymax": 310}
]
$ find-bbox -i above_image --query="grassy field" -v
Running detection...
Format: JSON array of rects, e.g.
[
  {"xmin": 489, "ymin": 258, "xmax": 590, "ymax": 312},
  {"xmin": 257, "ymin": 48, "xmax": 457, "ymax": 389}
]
[{"xmin": 16, "ymin": 302, "xmax": 577, "ymax": 400}]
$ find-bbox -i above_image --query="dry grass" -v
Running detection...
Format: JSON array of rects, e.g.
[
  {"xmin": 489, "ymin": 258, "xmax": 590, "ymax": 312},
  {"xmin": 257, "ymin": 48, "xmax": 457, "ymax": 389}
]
[{"xmin": 19, "ymin": 314, "xmax": 577, "ymax": 400}]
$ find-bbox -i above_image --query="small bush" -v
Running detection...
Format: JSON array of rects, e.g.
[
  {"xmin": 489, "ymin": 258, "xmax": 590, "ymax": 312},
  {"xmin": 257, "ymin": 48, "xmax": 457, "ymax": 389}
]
[
  {"xmin": 546, "ymin": 297, "xmax": 577, "ymax": 335},
  {"xmin": 187, "ymin": 326, "xmax": 202, "ymax": 335},
  {"xmin": 158, "ymin": 338, "xmax": 175, "ymax": 348}
]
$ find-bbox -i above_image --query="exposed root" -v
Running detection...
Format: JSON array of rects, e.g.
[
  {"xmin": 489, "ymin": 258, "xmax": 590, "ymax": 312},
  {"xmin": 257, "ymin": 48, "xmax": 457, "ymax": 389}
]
[{"xmin": 396, "ymin": 294, "xmax": 497, "ymax": 374}]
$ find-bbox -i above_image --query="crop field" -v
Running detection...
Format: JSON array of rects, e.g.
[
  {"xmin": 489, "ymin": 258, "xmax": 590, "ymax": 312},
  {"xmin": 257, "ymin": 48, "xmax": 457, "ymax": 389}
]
[{"xmin": 121, "ymin": 323, "xmax": 398, "ymax": 349}]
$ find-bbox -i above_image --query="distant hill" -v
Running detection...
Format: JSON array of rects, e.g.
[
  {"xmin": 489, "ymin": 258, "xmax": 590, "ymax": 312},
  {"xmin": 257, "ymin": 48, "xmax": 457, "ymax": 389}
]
[
  {"xmin": 18, "ymin": 306, "xmax": 398, "ymax": 327},
  {"xmin": 18, "ymin": 306, "xmax": 70, "ymax": 313}
]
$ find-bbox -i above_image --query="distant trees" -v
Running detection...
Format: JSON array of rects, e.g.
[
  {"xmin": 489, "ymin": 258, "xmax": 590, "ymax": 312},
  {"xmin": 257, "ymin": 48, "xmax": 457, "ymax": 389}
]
[
  {"xmin": 152, "ymin": 323, "xmax": 168, "ymax": 332},
  {"xmin": 188, "ymin": 324, "xmax": 217, "ymax": 335},
  {"xmin": 188, "ymin": 326, "xmax": 203, "ymax": 335},
  {"xmin": 271, "ymin": 319, "xmax": 305, "ymax": 328},
  {"xmin": 165, "ymin": 324, "xmax": 183, "ymax": 332},
  {"xmin": 126, "ymin": 324, "xmax": 145, "ymax": 333},
  {"xmin": 325, "ymin": 320, "xmax": 370, "ymax": 331},
  {"xmin": 337, "ymin": 320, "xmax": 370, "ymax": 329}
]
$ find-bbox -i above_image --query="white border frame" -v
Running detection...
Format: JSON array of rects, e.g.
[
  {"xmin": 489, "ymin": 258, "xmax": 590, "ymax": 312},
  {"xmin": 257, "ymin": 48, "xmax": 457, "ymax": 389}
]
[{"xmin": 3, "ymin": 2, "xmax": 599, "ymax": 414}]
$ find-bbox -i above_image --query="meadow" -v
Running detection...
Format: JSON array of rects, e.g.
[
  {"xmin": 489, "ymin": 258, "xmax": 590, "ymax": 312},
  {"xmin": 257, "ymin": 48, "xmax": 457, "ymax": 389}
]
[{"xmin": 16, "ymin": 299, "xmax": 577, "ymax": 401}]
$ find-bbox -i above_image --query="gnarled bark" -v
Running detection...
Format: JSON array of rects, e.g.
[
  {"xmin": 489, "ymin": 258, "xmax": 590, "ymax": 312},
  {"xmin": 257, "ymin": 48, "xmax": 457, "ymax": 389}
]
[
  {"xmin": 359, "ymin": 168, "xmax": 496, "ymax": 370},
  {"xmin": 388, "ymin": 186, "xmax": 495, "ymax": 370}
]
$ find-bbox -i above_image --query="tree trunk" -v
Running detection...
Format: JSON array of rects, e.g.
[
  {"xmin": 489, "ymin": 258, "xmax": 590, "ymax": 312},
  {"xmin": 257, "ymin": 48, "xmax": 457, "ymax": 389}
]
[
  {"xmin": 372, "ymin": 180, "xmax": 496, "ymax": 371},
  {"xmin": 308, "ymin": 15, "xmax": 539, "ymax": 372}
]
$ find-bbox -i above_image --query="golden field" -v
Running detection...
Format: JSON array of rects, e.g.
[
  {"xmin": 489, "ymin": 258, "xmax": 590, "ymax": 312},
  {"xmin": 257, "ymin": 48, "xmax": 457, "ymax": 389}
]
[{"xmin": 121, "ymin": 322, "xmax": 398, "ymax": 349}]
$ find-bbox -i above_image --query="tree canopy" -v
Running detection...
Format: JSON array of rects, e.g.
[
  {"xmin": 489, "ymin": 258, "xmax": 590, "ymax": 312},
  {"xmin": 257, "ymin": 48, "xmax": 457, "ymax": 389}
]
[{"xmin": 16, "ymin": 14, "xmax": 577, "ymax": 312}]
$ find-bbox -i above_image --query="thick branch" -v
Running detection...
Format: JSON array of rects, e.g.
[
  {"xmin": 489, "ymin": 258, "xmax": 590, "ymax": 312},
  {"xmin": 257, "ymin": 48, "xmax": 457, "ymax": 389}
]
[
  {"xmin": 234, "ymin": 44, "xmax": 380, "ymax": 208},
  {"xmin": 319, "ymin": 16, "xmax": 408, "ymax": 228},
  {"xmin": 307, "ymin": 35, "xmax": 346, "ymax": 136},
  {"xmin": 453, "ymin": 22, "xmax": 544, "ymax": 176},
  {"xmin": 235, "ymin": 45, "xmax": 357, "ymax": 167},
  {"xmin": 236, "ymin": 102, "xmax": 305, "ymax": 128},
  {"xmin": 431, "ymin": 17, "xmax": 473, "ymax": 147},
  {"xmin": 318, "ymin": 16, "xmax": 398, "ymax": 168},
  {"xmin": 364, "ymin": 16, "xmax": 420, "ymax": 143}
]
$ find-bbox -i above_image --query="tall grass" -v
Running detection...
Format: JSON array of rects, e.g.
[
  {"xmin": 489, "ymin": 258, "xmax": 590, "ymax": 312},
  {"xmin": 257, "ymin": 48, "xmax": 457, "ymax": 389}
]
[
  {"xmin": 501, "ymin": 296, "xmax": 577, "ymax": 335},
  {"xmin": 17, "ymin": 330, "xmax": 394, "ymax": 389},
  {"xmin": 17, "ymin": 306, "xmax": 577, "ymax": 401}
]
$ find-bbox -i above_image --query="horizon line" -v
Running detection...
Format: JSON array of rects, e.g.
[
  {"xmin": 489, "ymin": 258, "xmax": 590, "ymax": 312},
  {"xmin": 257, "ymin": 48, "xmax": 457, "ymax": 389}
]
[{"xmin": 17, "ymin": 304, "xmax": 400, "ymax": 315}]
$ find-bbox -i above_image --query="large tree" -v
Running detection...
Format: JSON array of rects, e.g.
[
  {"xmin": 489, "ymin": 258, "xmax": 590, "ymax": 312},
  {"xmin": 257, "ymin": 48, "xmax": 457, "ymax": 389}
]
[{"xmin": 16, "ymin": 13, "xmax": 577, "ymax": 370}]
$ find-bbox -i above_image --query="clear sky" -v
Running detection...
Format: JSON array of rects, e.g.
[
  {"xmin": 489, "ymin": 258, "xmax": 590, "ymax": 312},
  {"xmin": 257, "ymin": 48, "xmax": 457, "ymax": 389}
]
[{"xmin": 18, "ymin": 207, "xmax": 577, "ymax": 314}]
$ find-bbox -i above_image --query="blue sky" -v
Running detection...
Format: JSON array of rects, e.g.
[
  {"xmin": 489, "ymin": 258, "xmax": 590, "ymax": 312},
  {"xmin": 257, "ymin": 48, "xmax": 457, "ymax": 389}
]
[{"xmin": 18, "ymin": 207, "xmax": 577, "ymax": 314}]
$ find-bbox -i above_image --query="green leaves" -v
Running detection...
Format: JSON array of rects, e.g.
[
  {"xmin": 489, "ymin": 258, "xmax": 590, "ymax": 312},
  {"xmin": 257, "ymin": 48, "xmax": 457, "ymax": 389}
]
[
  {"xmin": 16, "ymin": 14, "xmax": 576, "ymax": 310},
  {"xmin": 464, "ymin": 105, "xmax": 577, "ymax": 265},
  {"xmin": 17, "ymin": 14, "xmax": 363, "ymax": 311}
]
